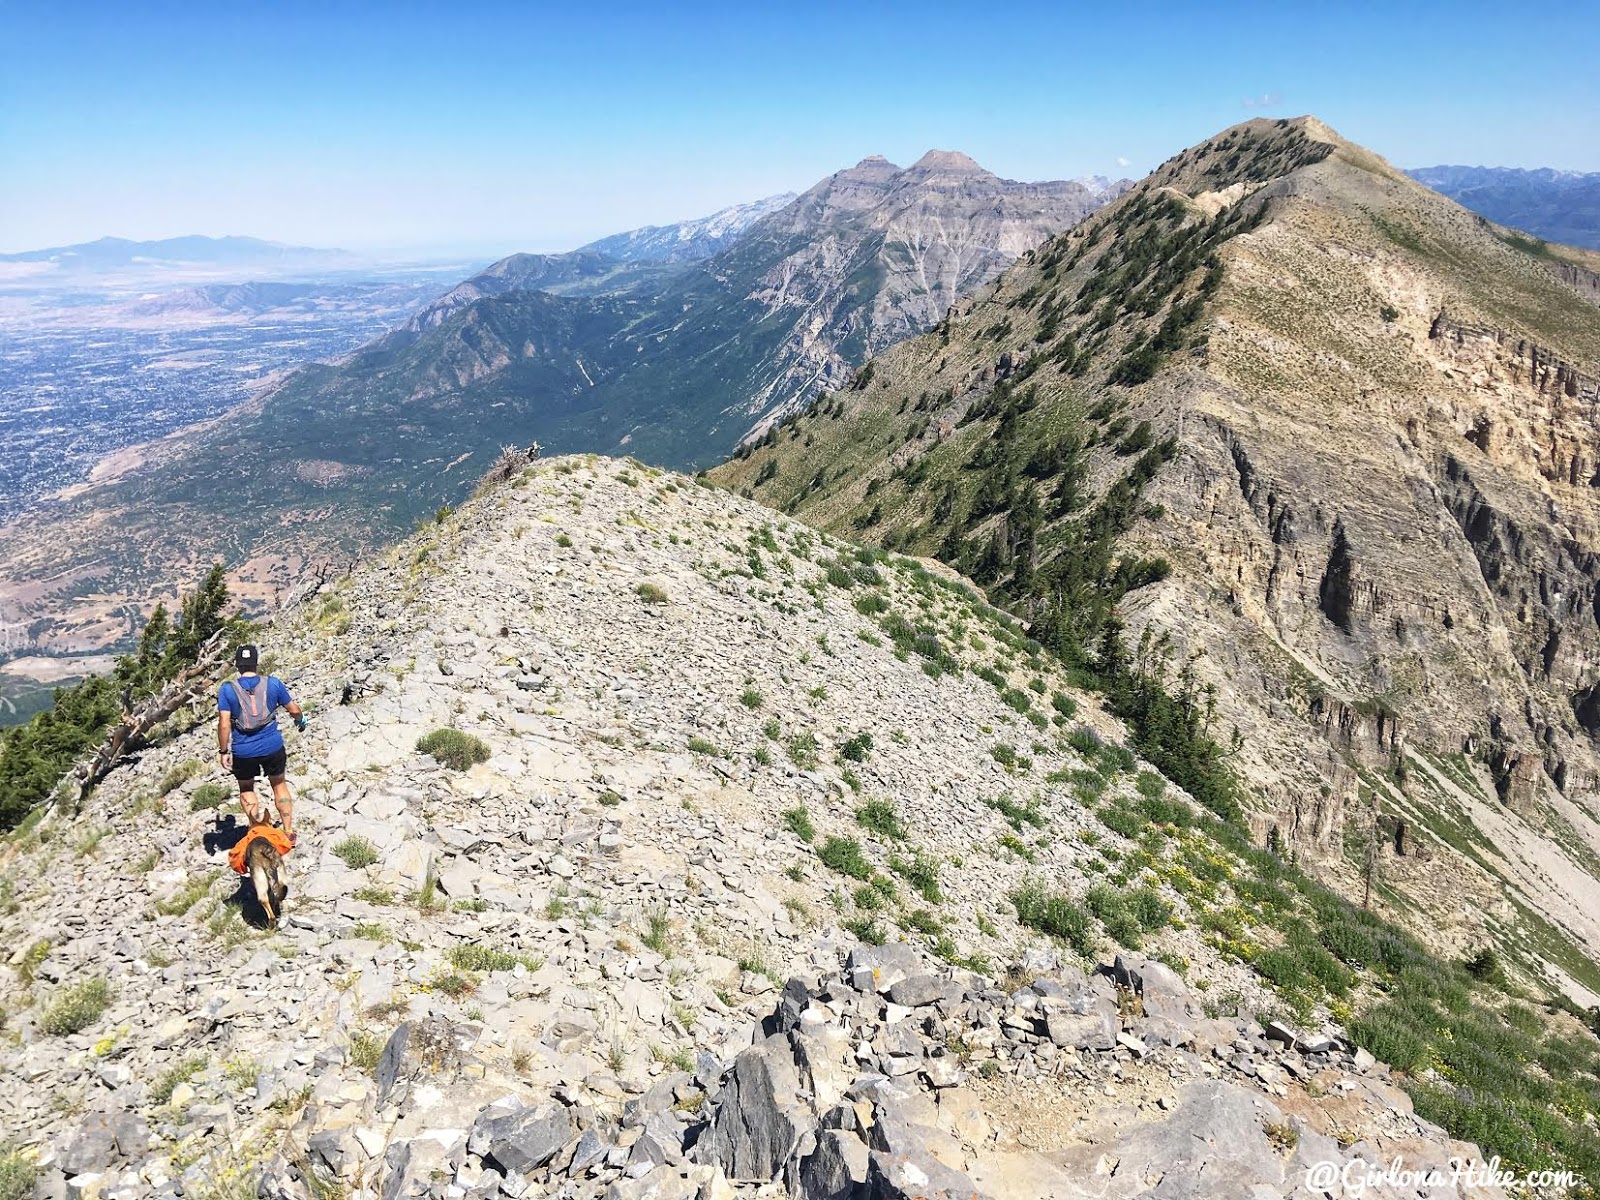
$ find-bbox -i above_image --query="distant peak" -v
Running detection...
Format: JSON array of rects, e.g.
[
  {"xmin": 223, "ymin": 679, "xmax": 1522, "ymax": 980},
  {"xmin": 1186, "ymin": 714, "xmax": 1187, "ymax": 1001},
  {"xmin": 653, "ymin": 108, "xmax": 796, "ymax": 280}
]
[
  {"xmin": 910, "ymin": 149, "xmax": 985, "ymax": 173},
  {"xmin": 854, "ymin": 155, "xmax": 895, "ymax": 169}
]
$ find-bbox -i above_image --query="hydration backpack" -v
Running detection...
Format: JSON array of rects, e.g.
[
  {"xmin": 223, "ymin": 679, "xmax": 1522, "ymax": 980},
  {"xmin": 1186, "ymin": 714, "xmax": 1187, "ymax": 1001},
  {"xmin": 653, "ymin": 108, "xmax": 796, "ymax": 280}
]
[{"xmin": 230, "ymin": 677, "xmax": 276, "ymax": 735}]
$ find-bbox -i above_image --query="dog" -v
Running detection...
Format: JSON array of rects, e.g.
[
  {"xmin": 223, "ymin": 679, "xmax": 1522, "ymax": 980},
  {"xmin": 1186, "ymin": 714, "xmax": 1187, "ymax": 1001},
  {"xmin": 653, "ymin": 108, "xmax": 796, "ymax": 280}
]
[{"xmin": 245, "ymin": 834, "xmax": 290, "ymax": 926}]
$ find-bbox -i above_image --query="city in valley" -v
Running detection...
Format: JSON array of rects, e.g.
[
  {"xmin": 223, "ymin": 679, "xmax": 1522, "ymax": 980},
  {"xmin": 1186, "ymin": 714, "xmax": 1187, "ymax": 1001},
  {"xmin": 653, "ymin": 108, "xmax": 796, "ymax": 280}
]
[{"xmin": 0, "ymin": 253, "xmax": 470, "ymax": 721}]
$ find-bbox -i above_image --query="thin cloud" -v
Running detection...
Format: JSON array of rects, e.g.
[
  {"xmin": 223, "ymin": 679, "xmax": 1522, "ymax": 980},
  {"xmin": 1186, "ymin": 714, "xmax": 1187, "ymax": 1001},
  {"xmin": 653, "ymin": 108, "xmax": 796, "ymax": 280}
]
[
  {"xmin": 1242, "ymin": 92, "xmax": 1283, "ymax": 108},
  {"xmin": 1116, "ymin": 156, "xmax": 1131, "ymax": 167}
]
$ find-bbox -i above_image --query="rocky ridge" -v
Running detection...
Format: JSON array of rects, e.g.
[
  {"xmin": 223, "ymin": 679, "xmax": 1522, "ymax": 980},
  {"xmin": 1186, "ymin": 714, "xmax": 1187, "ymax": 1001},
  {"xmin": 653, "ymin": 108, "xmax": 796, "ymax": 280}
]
[
  {"xmin": 711, "ymin": 116, "xmax": 1600, "ymax": 999},
  {"xmin": 0, "ymin": 458, "xmax": 1501, "ymax": 1199}
]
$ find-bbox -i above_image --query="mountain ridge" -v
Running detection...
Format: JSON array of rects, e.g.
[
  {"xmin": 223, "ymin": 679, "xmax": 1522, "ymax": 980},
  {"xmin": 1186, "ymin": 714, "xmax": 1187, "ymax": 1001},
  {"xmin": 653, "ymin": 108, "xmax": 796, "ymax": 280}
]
[
  {"xmin": 712, "ymin": 115, "xmax": 1600, "ymax": 1013},
  {"xmin": 0, "ymin": 454, "xmax": 1570, "ymax": 1197},
  {"xmin": 1407, "ymin": 163, "xmax": 1600, "ymax": 250},
  {"xmin": 0, "ymin": 234, "xmax": 353, "ymax": 269},
  {"xmin": 0, "ymin": 151, "xmax": 1124, "ymax": 665}
]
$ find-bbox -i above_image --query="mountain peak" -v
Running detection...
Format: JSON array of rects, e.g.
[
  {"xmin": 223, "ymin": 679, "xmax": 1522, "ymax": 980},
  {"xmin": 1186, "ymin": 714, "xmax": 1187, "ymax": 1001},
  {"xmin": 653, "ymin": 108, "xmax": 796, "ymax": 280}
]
[{"xmin": 909, "ymin": 149, "xmax": 985, "ymax": 173}]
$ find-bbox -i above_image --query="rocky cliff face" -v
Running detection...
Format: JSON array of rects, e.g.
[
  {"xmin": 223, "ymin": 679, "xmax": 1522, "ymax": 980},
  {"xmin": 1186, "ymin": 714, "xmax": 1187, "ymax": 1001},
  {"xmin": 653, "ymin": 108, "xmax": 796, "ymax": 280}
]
[
  {"xmin": 713, "ymin": 117, "xmax": 1600, "ymax": 1006},
  {"xmin": 731, "ymin": 153, "xmax": 1128, "ymax": 420},
  {"xmin": 0, "ymin": 459, "xmax": 1515, "ymax": 1199}
]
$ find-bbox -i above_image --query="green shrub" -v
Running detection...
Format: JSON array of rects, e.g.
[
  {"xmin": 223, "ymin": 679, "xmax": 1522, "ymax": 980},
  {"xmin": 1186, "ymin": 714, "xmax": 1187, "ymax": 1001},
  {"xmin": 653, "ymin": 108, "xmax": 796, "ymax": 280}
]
[
  {"xmin": 739, "ymin": 687, "xmax": 764, "ymax": 709},
  {"xmin": 641, "ymin": 908, "xmax": 674, "ymax": 955},
  {"xmin": 1464, "ymin": 947, "xmax": 1504, "ymax": 985},
  {"xmin": 839, "ymin": 732, "xmax": 873, "ymax": 762},
  {"xmin": 448, "ymin": 945, "xmax": 522, "ymax": 973},
  {"xmin": 1319, "ymin": 916, "xmax": 1381, "ymax": 970},
  {"xmin": 349, "ymin": 1031, "xmax": 385, "ymax": 1075},
  {"xmin": 189, "ymin": 783, "xmax": 231, "ymax": 812},
  {"xmin": 1050, "ymin": 692, "xmax": 1078, "ymax": 720},
  {"xmin": 843, "ymin": 917, "xmax": 886, "ymax": 945},
  {"xmin": 854, "ymin": 593, "xmax": 890, "ymax": 616},
  {"xmin": 786, "ymin": 731, "xmax": 820, "ymax": 770},
  {"xmin": 1252, "ymin": 947, "xmax": 1309, "ymax": 994},
  {"xmin": 158, "ymin": 760, "xmax": 201, "ymax": 796},
  {"xmin": 154, "ymin": 874, "xmax": 215, "ymax": 916},
  {"xmin": 782, "ymin": 806, "xmax": 815, "ymax": 842},
  {"xmin": 1085, "ymin": 883, "xmax": 1144, "ymax": 948},
  {"xmin": 636, "ymin": 583, "xmax": 669, "ymax": 604},
  {"xmin": 40, "ymin": 978, "xmax": 110, "ymax": 1036},
  {"xmin": 0, "ymin": 1147, "xmax": 37, "ymax": 1200},
  {"xmin": 1011, "ymin": 880, "xmax": 1095, "ymax": 956},
  {"xmin": 818, "ymin": 836, "xmax": 873, "ymax": 880},
  {"xmin": 686, "ymin": 736, "xmax": 720, "ymax": 757},
  {"xmin": 333, "ymin": 836, "xmax": 379, "ymax": 870},
  {"xmin": 1099, "ymin": 743, "xmax": 1136, "ymax": 775},
  {"xmin": 416, "ymin": 728, "xmax": 491, "ymax": 771},
  {"xmin": 1097, "ymin": 804, "xmax": 1144, "ymax": 838},
  {"xmin": 888, "ymin": 851, "xmax": 942, "ymax": 902},
  {"xmin": 855, "ymin": 799, "xmax": 905, "ymax": 839},
  {"xmin": 150, "ymin": 1054, "xmax": 208, "ymax": 1105},
  {"xmin": 984, "ymin": 794, "xmax": 1042, "ymax": 831},
  {"xmin": 1066, "ymin": 727, "xmax": 1103, "ymax": 757},
  {"xmin": 1125, "ymin": 887, "xmax": 1173, "ymax": 932}
]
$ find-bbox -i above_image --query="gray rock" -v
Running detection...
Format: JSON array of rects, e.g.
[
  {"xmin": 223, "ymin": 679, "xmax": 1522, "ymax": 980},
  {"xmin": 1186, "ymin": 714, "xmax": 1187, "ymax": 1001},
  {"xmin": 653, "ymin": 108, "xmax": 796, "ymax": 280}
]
[
  {"xmin": 847, "ymin": 944, "xmax": 922, "ymax": 995},
  {"xmin": 1046, "ymin": 1010, "xmax": 1117, "ymax": 1051},
  {"xmin": 567, "ymin": 1128, "xmax": 611, "ymax": 1176},
  {"xmin": 794, "ymin": 1128, "xmax": 870, "ymax": 1200},
  {"xmin": 56, "ymin": 1112, "xmax": 151, "ymax": 1175},
  {"xmin": 698, "ymin": 1035, "xmax": 816, "ymax": 1182},
  {"xmin": 866, "ymin": 1148, "xmax": 982, "ymax": 1199},
  {"xmin": 886, "ymin": 974, "xmax": 944, "ymax": 1008},
  {"xmin": 383, "ymin": 1137, "xmax": 452, "ymax": 1200},
  {"xmin": 480, "ymin": 1103, "xmax": 577, "ymax": 1175},
  {"xmin": 1263, "ymin": 1020, "xmax": 1299, "ymax": 1047},
  {"xmin": 375, "ymin": 1019, "xmax": 469, "ymax": 1103}
]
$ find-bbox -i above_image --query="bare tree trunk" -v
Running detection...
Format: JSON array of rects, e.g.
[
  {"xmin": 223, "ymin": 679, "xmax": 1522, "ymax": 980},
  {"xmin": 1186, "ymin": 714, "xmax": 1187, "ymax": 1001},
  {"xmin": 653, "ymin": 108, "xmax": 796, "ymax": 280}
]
[
  {"xmin": 66, "ymin": 630, "xmax": 231, "ymax": 807},
  {"xmin": 1362, "ymin": 791, "xmax": 1380, "ymax": 909}
]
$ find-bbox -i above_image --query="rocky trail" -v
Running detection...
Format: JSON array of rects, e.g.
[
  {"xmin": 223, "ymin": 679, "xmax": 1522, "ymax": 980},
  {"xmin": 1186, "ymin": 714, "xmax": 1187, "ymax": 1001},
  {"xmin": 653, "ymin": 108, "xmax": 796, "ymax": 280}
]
[{"xmin": 0, "ymin": 457, "xmax": 1505, "ymax": 1199}]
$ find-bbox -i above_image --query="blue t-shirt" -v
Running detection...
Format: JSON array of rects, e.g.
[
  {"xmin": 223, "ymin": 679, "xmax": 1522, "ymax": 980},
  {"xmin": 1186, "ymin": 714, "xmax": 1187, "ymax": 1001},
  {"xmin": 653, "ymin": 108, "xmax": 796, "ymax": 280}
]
[{"xmin": 218, "ymin": 674, "xmax": 292, "ymax": 758}]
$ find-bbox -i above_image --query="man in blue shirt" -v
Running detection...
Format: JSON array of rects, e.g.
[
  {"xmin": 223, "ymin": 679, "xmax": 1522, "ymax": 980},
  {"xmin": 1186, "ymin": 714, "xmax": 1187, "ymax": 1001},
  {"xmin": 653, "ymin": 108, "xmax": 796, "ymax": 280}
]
[{"xmin": 217, "ymin": 643, "xmax": 306, "ymax": 845}]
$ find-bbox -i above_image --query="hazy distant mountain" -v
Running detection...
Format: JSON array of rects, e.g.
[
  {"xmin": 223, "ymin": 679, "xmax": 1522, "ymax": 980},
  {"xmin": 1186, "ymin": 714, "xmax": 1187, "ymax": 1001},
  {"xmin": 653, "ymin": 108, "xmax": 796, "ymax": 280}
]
[
  {"xmin": 0, "ymin": 234, "xmax": 354, "ymax": 271},
  {"xmin": 1408, "ymin": 165, "xmax": 1600, "ymax": 250},
  {"xmin": 0, "ymin": 151, "xmax": 1125, "ymax": 668},
  {"xmin": 117, "ymin": 279, "xmax": 436, "ymax": 322},
  {"xmin": 579, "ymin": 194, "xmax": 798, "ymax": 263}
]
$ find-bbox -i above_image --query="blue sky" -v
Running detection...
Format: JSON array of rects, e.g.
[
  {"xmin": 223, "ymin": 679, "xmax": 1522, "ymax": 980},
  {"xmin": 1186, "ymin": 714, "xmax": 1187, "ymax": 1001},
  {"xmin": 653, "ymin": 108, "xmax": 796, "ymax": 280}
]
[{"xmin": 2, "ymin": 0, "xmax": 1595, "ymax": 257}]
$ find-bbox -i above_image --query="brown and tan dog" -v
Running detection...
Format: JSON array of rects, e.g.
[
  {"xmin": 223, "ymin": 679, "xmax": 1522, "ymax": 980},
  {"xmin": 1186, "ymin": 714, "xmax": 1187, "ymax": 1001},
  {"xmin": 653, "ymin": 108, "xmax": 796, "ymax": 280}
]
[
  {"xmin": 246, "ymin": 834, "xmax": 289, "ymax": 925},
  {"xmin": 230, "ymin": 824, "xmax": 292, "ymax": 926}
]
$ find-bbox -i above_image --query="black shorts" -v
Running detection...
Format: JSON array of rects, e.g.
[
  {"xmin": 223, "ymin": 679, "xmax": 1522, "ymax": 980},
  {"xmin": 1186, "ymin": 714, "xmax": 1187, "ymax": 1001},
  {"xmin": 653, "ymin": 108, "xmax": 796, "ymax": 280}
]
[{"xmin": 232, "ymin": 748, "xmax": 287, "ymax": 784}]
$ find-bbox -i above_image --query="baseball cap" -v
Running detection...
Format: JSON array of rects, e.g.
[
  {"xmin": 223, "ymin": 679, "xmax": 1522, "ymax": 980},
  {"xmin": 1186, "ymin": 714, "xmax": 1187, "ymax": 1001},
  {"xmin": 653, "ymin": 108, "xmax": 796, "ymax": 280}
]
[{"xmin": 235, "ymin": 644, "xmax": 260, "ymax": 673}]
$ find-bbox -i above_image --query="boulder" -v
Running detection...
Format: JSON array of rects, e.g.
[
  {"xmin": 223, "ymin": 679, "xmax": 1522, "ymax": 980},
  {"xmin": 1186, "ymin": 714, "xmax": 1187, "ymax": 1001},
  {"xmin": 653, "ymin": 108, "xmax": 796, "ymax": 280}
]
[
  {"xmin": 793, "ymin": 1128, "xmax": 870, "ymax": 1200},
  {"xmin": 375, "ymin": 1019, "xmax": 472, "ymax": 1104},
  {"xmin": 1045, "ymin": 1010, "xmax": 1117, "ymax": 1051},
  {"xmin": 698, "ymin": 1036, "xmax": 817, "ymax": 1182},
  {"xmin": 477, "ymin": 1103, "xmax": 577, "ymax": 1175},
  {"xmin": 866, "ymin": 1148, "xmax": 983, "ymax": 1200},
  {"xmin": 886, "ymin": 974, "xmax": 945, "ymax": 1008},
  {"xmin": 847, "ymin": 944, "xmax": 922, "ymax": 995},
  {"xmin": 56, "ymin": 1111, "xmax": 150, "ymax": 1175}
]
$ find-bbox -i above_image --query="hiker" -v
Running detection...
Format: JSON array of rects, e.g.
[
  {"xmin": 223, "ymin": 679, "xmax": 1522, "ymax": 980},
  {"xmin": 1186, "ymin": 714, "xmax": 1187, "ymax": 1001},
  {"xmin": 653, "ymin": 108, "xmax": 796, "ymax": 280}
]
[{"xmin": 217, "ymin": 644, "xmax": 305, "ymax": 845}]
